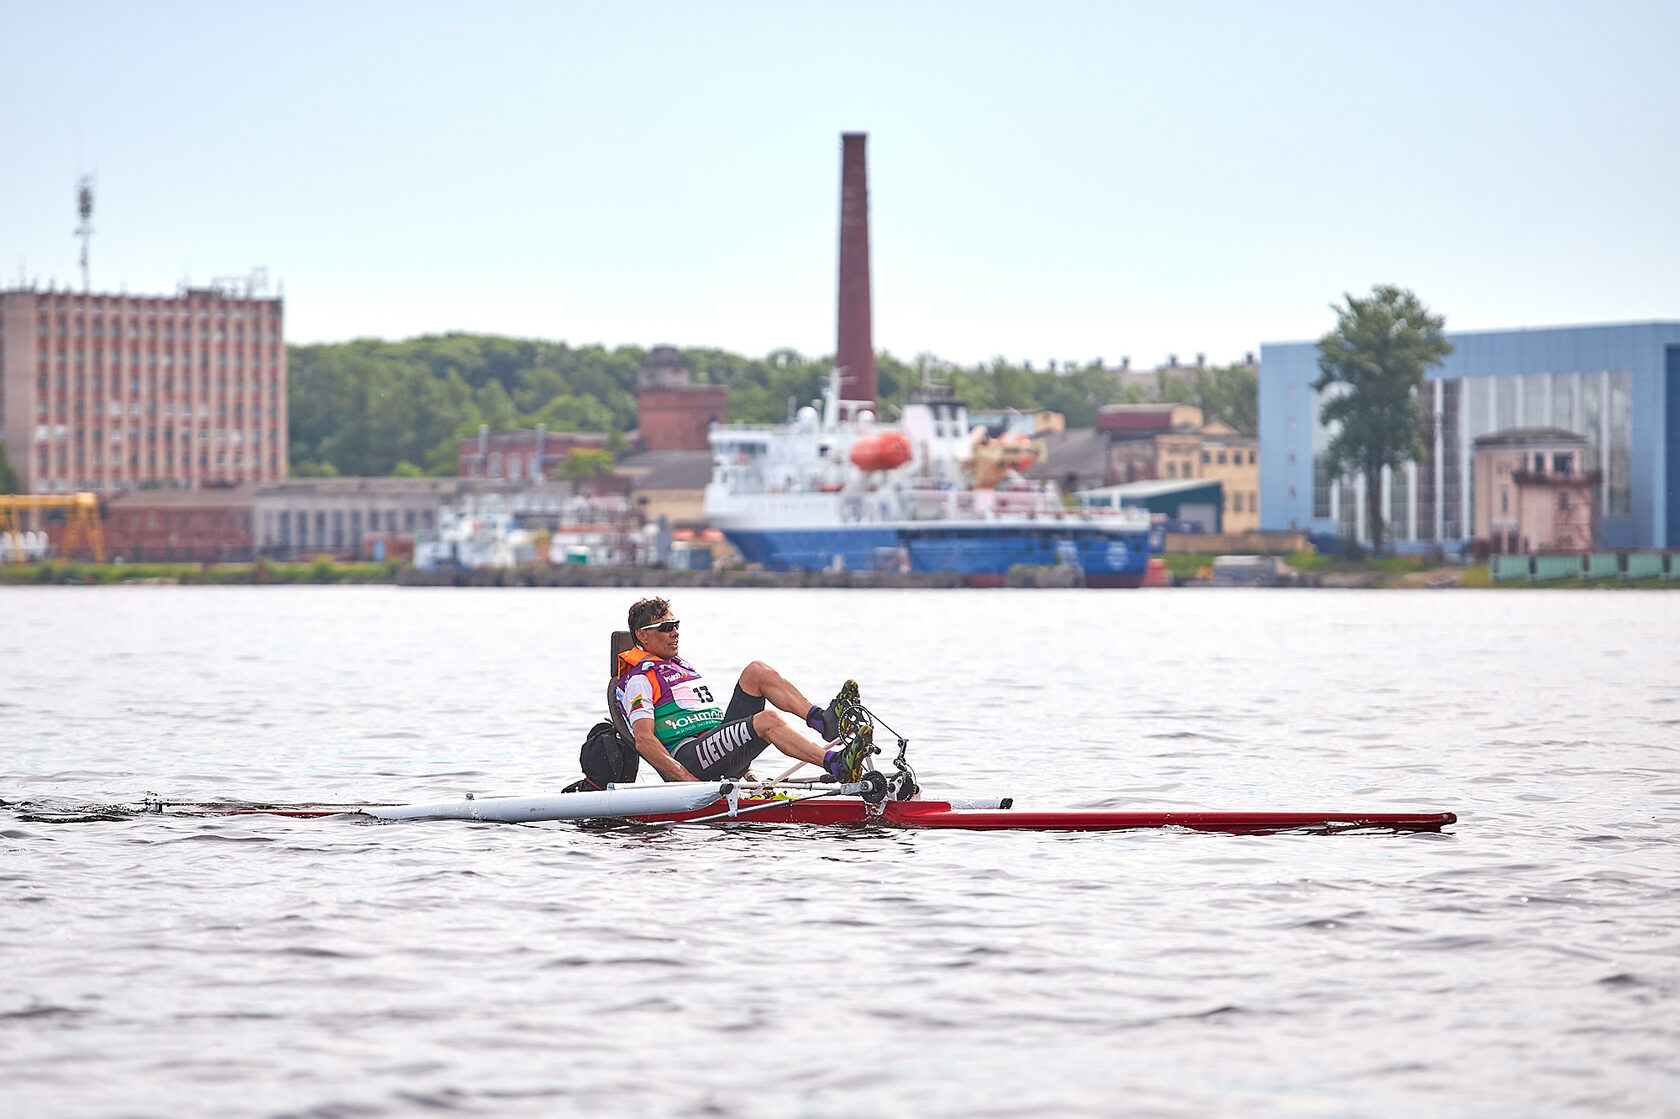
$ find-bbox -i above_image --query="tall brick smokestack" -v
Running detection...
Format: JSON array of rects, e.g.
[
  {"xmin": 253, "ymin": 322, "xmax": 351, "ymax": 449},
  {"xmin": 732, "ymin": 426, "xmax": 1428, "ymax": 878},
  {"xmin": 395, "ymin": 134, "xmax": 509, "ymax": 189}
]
[{"xmin": 836, "ymin": 132, "xmax": 876, "ymax": 411}]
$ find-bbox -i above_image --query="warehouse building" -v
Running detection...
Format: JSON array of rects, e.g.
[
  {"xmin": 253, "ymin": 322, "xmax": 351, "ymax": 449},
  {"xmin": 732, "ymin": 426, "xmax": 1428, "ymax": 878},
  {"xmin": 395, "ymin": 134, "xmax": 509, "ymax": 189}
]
[{"xmin": 1259, "ymin": 321, "xmax": 1680, "ymax": 550}]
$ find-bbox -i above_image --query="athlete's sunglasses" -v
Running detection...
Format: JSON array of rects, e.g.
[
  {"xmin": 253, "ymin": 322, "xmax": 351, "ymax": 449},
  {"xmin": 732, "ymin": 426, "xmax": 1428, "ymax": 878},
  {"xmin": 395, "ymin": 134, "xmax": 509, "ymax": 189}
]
[{"xmin": 639, "ymin": 620, "xmax": 680, "ymax": 634}]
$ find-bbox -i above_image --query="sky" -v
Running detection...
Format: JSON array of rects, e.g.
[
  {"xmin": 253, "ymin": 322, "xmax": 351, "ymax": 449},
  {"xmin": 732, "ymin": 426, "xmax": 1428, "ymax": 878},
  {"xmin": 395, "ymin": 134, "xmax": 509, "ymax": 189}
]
[{"xmin": 3, "ymin": 0, "xmax": 1677, "ymax": 368}]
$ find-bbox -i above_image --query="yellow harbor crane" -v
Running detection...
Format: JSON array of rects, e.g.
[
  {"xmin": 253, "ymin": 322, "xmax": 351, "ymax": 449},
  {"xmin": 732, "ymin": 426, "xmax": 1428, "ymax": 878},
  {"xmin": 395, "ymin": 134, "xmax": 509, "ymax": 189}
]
[{"xmin": 0, "ymin": 492, "xmax": 106, "ymax": 562}]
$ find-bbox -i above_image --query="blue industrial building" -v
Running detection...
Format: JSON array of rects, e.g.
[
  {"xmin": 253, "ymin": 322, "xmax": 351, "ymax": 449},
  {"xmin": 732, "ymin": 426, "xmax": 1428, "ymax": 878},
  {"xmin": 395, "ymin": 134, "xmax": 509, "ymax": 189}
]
[{"xmin": 1259, "ymin": 321, "xmax": 1680, "ymax": 550}]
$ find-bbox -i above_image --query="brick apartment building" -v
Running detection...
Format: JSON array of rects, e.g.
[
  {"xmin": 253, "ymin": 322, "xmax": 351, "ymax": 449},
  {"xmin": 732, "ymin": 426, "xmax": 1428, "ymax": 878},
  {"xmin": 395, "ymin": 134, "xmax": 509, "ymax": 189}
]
[{"xmin": 0, "ymin": 282, "xmax": 287, "ymax": 499}]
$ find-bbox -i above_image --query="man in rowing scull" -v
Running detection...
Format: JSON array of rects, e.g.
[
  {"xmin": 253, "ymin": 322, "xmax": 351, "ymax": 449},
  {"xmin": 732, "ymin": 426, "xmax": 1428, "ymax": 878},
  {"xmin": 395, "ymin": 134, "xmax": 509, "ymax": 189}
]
[{"xmin": 615, "ymin": 596, "xmax": 871, "ymax": 783}]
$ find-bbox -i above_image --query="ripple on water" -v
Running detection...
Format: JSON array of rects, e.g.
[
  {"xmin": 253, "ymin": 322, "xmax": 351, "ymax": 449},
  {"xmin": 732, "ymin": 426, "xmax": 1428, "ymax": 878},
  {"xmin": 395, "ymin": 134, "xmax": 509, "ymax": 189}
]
[{"xmin": 2, "ymin": 587, "xmax": 1679, "ymax": 1117}]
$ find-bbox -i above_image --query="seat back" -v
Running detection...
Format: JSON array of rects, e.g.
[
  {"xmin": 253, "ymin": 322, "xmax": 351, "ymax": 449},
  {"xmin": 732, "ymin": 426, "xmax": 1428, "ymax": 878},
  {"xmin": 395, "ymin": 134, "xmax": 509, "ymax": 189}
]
[
  {"xmin": 610, "ymin": 630, "xmax": 636, "ymax": 678},
  {"xmin": 608, "ymin": 630, "xmax": 637, "ymax": 744}
]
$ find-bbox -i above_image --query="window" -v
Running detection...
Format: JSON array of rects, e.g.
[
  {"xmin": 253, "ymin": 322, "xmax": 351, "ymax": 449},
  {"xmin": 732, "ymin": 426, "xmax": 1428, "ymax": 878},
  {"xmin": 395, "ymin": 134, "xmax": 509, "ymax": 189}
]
[
  {"xmin": 1312, "ymin": 454, "xmax": 1332, "ymax": 519},
  {"xmin": 1554, "ymin": 453, "xmax": 1573, "ymax": 474},
  {"xmin": 1248, "ymin": 451, "xmax": 1256, "ymax": 464},
  {"xmin": 1201, "ymin": 451, "xmax": 1211, "ymax": 464},
  {"xmin": 1216, "ymin": 451, "xmax": 1227, "ymax": 465}
]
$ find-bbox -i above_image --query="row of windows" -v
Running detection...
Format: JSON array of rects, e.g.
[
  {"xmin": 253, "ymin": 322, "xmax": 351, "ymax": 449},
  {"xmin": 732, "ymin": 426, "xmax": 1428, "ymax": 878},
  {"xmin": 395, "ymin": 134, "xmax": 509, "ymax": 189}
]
[
  {"xmin": 1226, "ymin": 491, "xmax": 1259, "ymax": 513},
  {"xmin": 35, "ymin": 349, "xmax": 282, "ymax": 368},
  {"xmin": 38, "ymin": 372, "xmax": 281, "ymax": 393},
  {"xmin": 31, "ymin": 320, "xmax": 281, "ymax": 342},
  {"xmin": 28, "ymin": 477, "xmax": 273, "ymax": 494},
  {"xmin": 36, "ymin": 424, "xmax": 276, "ymax": 444},
  {"xmin": 483, "ymin": 453, "xmax": 546, "ymax": 479},
  {"xmin": 14, "ymin": 298, "xmax": 280, "ymax": 319},
  {"xmin": 36, "ymin": 449, "xmax": 280, "ymax": 476},
  {"xmin": 39, "ymin": 400, "xmax": 280, "ymax": 421},
  {"xmin": 119, "ymin": 511, "xmax": 251, "ymax": 533},
  {"xmin": 266, "ymin": 508, "xmax": 435, "ymax": 547}
]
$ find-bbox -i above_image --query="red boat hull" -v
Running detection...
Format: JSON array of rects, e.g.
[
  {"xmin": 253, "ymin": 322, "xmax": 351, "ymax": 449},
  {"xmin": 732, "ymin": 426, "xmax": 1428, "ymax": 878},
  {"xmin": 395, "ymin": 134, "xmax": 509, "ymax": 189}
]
[{"xmin": 631, "ymin": 798, "xmax": 1457, "ymax": 834}]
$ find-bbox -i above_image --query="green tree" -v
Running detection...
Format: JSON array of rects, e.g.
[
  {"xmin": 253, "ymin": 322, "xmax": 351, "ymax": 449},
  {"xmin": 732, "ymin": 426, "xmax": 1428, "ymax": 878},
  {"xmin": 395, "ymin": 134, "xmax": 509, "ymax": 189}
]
[
  {"xmin": 1153, "ymin": 363, "xmax": 1257, "ymax": 434},
  {"xmin": 1313, "ymin": 285, "xmax": 1452, "ymax": 553},
  {"xmin": 561, "ymin": 448, "xmax": 615, "ymax": 479},
  {"xmin": 0, "ymin": 442, "xmax": 21, "ymax": 493}
]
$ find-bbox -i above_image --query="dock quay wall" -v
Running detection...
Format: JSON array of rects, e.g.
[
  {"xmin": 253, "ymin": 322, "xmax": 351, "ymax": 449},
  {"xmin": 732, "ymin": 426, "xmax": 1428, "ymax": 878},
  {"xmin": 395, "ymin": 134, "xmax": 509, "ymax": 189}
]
[{"xmin": 394, "ymin": 566, "xmax": 1093, "ymax": 589}]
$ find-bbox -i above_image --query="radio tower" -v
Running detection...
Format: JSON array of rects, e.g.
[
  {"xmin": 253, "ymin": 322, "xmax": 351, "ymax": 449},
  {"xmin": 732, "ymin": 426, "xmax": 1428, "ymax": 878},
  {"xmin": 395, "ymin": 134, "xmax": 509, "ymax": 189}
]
[{"xmin": 75, "ymin": 177, "xmax": 95, "ymax": 292}]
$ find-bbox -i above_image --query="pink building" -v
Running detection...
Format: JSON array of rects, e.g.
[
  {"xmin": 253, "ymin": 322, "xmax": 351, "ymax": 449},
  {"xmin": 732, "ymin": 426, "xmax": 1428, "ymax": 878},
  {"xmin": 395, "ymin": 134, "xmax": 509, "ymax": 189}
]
[
  {"xmin": 1472, "ymin": 428, "xmax": 1600, "ymax": 554},
  {"xmin": 0, "ymin": 284, "xmax": 287, "ymax": 497}
]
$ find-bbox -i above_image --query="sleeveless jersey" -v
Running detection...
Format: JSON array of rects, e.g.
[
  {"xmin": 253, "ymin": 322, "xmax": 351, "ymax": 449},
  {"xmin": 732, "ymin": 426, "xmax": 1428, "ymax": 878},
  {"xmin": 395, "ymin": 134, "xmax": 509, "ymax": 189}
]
[{"xmin": 614, "ymin": 648, "xmax": 725, "ymax": 751}]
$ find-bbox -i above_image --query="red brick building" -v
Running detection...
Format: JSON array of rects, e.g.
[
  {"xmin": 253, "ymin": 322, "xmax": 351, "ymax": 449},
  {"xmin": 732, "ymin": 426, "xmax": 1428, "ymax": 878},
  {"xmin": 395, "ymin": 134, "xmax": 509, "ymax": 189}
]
[
  {"xmin": 100, "ymin": 485, "xmax": 256, "ymax": 562},
  {"xmin": 0, "ymin": 280, "xmax": 287, "ymax": 497},
  {"xmin": 456, "ymin": 427, "xmax": 609, "ymax": 478},
  {"xmin": 636, "ymin": 346, "xmax": 726, "ymax": 452}
]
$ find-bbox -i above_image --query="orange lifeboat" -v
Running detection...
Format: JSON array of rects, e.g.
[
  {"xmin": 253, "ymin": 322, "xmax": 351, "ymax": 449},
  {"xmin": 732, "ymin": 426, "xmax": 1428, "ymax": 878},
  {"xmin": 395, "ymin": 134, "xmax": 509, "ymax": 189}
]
[{"xmin": 849, "ymin": 431, "xmax": 912, "ymax": 472}]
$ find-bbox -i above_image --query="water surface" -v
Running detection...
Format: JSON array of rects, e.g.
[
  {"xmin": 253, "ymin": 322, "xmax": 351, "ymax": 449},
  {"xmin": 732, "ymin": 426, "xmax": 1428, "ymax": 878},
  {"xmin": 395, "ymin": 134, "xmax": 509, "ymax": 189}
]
[{"xmin": 3, "ymin": 586, "xmax": 1677, "ymax": 1117}]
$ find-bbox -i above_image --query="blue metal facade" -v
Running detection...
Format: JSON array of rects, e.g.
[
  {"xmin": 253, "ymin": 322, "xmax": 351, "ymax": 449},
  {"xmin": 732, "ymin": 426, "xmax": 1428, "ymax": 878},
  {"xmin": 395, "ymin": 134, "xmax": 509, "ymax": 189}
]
[
  {"xmin": 1259, "ymin": 321, "xmax": 1680, "ymax": 549},
  {"xmin": 1668, "ymin": 345, "xmax": 1680, "ymax": 548}
]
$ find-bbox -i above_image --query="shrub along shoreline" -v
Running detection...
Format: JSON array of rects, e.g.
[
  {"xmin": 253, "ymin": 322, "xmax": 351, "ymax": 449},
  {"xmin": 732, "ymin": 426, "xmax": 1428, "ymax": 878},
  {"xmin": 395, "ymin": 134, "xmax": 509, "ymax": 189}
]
[
  {"xmin": 2, "ymin": 556, "xmax": 1674, "ymax": 588},
  {"xmin": 1, "ymin": 558, "xmax": 404, "ymax": 585}
]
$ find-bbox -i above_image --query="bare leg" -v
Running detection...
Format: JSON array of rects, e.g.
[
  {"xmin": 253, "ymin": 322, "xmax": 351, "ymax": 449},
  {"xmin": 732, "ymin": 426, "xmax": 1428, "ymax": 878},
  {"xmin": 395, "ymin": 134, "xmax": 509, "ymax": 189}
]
[
  {"xmin": 750, "ymin": 709, "xmax": 828, "ymax": 767},
  {"xmin": 736, "ymin": 660, "xmax": 817, "ymax": 719}
]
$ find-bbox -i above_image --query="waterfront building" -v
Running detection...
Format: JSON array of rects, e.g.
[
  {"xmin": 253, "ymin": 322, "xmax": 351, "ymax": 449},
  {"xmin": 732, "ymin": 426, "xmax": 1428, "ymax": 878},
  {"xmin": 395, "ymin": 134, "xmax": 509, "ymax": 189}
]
[
  {"xmin": 254, "ymin": 477, "xmax": 455, "ymax": 558},
  {"xmin": 615, "ymin": 449, "xmax": 715, "ymax": 532},
  {"xmin": 1259, "ymin": 321, "xmax": 1680, "ymax": 550},
  {"xmin": 1157, "ymin": 418, "xmax": 1259, "ymax": 533},
  {"xmin": 1471, "ymin": 429, "xmax": 1598, "ymax": 554},
  {"xmin": 0, "ymin": 281, "xmax": 286, "ymax": 497},
  {"xmin": 456, "ymin": 427, "xmax": 609, "ymax": 479},
  {"xmin": 1075, "ymin": 478, "xmax": 1224, "ymax": 533},
  {"xmin": 101, "ymin": 485, "xmax": 256, "ymax": 562},
  {"xmin": 1028, "ymin": 403, "xmax": 1259, "ymax": 531}
]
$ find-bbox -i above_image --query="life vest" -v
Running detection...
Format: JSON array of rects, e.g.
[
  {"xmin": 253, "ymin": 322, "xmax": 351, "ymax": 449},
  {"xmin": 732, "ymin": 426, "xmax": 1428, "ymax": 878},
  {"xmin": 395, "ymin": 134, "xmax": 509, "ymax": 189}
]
[{"xmin": 614, "ymin": 647, "xmax": 725, "ymax": 750}]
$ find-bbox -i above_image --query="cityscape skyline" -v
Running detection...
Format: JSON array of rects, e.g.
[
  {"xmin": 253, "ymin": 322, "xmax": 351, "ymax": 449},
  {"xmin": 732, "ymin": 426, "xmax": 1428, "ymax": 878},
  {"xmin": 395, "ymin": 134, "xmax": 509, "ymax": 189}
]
[{"xmin": 3, "ymin": 1, "xmax": 1678, "ymax": 367}]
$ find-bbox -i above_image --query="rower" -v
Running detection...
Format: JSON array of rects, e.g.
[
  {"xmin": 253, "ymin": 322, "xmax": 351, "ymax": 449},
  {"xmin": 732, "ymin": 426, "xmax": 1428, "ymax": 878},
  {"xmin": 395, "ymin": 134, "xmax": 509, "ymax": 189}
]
[{"xmin": 612, "ymin": 596, "xmax": 870, "ymax": 783}]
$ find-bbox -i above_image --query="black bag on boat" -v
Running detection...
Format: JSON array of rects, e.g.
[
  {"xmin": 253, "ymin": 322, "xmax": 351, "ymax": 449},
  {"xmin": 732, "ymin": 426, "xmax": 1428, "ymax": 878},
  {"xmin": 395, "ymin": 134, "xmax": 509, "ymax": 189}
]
[{"xmin": 564, "ymin": 719, "xmax": 639, "ymax": 793}]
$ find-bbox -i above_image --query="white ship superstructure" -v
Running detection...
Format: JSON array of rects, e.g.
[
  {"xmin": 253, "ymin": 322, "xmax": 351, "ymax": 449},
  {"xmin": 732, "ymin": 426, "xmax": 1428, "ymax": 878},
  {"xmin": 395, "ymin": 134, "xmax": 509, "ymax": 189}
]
[{"xmin": 703, "ymin": 372, "xmax": 1162, "ymax": 584}]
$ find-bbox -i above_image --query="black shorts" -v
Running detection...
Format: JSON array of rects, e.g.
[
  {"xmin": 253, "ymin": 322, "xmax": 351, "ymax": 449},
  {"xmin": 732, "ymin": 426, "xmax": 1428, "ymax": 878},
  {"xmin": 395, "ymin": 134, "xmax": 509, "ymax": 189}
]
[{"xmin": 670, "ymin": 684, "xmax": 769, "ymax": 780}]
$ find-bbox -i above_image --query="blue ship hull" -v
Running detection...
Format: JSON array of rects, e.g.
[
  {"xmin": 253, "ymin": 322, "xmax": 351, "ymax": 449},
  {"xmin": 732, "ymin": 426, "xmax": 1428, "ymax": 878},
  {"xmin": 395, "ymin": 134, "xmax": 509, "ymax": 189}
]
[{"xmin": 722, "ymin": 523, "xmax": 1164, "ymax": 586}]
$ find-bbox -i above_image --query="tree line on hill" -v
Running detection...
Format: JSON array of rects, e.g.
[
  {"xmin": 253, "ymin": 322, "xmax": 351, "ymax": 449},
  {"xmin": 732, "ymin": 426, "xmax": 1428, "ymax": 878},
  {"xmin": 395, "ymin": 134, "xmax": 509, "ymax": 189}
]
[{"xmin": 284, "ymin": 333, "xmax": 1258, "ymax": 478}]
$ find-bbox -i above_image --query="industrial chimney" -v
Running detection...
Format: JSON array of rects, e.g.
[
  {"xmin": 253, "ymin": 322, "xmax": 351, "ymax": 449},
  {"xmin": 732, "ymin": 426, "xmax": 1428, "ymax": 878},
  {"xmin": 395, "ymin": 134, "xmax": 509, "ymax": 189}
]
[{"xmin": 836, "ymin": 132, "xmax": 876, "ymax": 415}]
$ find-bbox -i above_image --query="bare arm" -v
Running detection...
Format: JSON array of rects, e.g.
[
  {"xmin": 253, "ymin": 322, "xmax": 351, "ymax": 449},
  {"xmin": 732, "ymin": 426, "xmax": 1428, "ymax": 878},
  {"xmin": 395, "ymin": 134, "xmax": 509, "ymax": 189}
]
[{"xmin": 631, "ymin": 718, "xmax": 696, "ymax": 782}]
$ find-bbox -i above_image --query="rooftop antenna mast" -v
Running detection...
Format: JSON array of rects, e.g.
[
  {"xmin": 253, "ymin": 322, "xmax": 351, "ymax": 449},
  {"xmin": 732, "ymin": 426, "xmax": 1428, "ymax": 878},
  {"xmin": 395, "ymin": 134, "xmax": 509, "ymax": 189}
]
[{"xmin": 75, "ymin": 176, "xmax": 95, "ymax": 292}]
